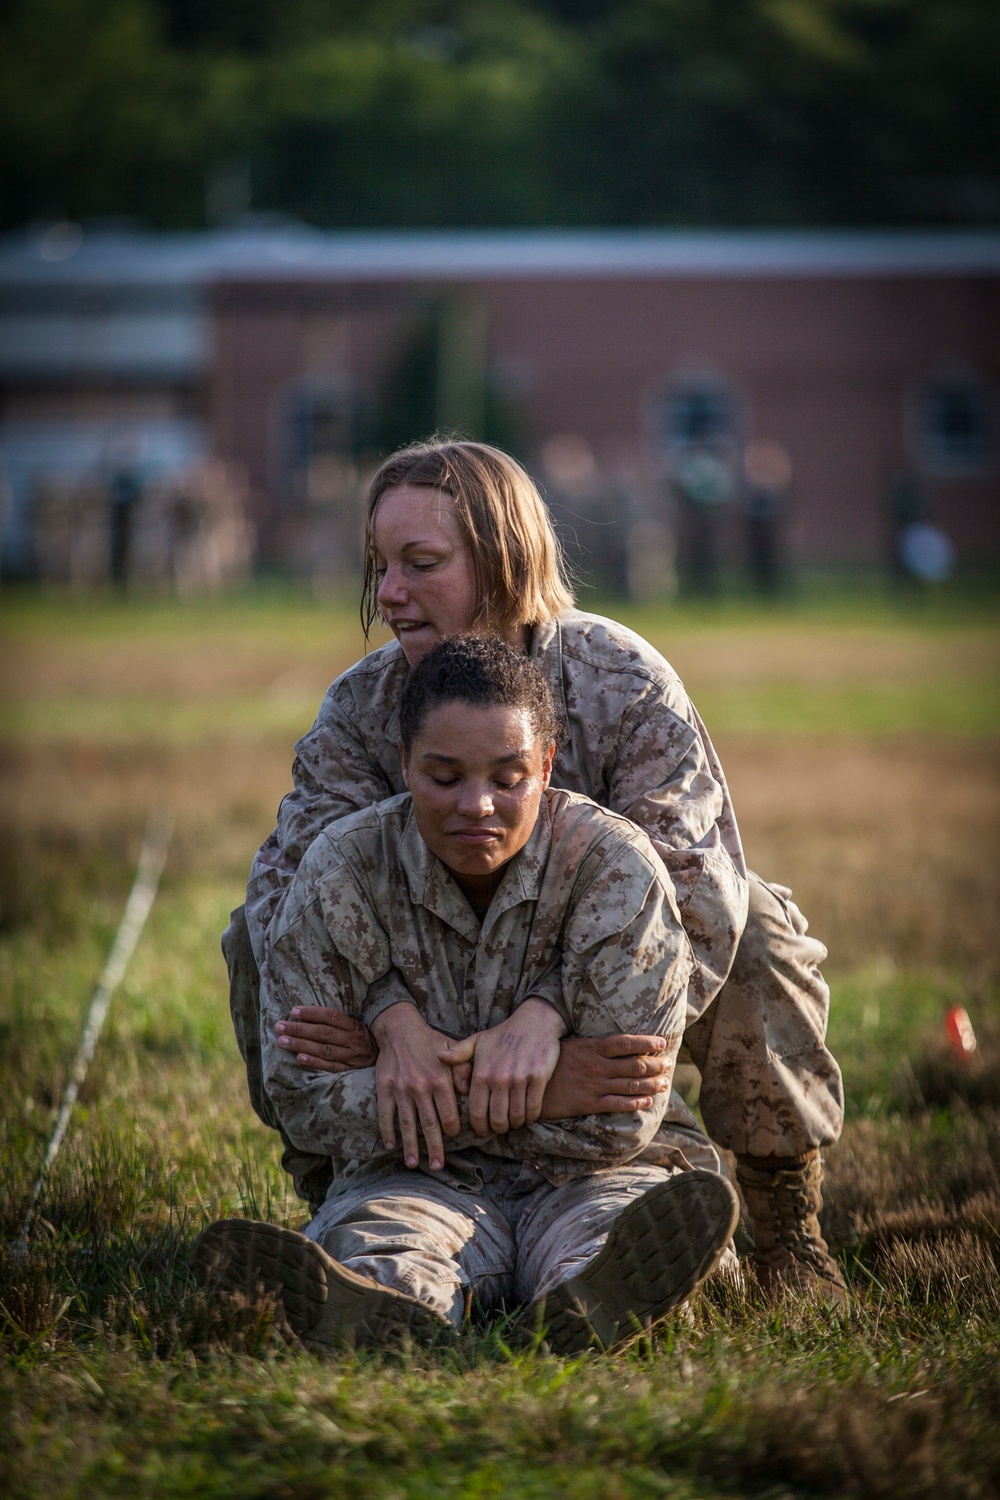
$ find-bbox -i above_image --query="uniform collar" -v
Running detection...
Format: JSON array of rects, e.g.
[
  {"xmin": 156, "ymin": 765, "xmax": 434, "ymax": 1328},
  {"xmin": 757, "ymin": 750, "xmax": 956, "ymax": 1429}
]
[
  {"xmin": 398, "ymin": 792, "xmax": 554, "ymax": 944},
  {"xmin": 529, "ymin": 618, "xmax": 568, "ymax": 734}
]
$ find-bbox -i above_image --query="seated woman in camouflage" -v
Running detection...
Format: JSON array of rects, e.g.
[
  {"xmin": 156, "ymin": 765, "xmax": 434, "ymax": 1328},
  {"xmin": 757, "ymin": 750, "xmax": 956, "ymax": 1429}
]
[
  {"xmin": 196, "ymin": 637, "xmax": 738, "ymax": 1352},
  {"xmin": 228, "ymin": 439, "xmax": 845, "ymax": 1301}
]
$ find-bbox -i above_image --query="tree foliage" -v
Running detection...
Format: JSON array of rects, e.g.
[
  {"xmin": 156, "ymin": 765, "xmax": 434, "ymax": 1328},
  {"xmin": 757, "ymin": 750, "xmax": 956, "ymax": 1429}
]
[{"xmin": 0, "ymin": 0, "xmax": 997, "ymax": 229}]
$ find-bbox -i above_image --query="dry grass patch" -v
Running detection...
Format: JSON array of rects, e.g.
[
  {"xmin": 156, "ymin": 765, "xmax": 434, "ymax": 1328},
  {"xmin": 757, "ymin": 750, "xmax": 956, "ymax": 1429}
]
[
  {"xmin": 722, "ymin": 733, "xmax": 1000, "ymax": 973},
  {"xmin": 2, "ymin": 593, "xmax": 998, "ymax": 1498}
]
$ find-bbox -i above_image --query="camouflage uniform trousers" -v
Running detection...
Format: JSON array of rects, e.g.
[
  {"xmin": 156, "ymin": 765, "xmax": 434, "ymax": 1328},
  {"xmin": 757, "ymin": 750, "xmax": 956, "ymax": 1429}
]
[
  {"xmin": 224, "ymin": 869, "xmax": 842, "ymax": 1189},
  {"xmin": 303, "ymin": 1156, "xmax": 729, "ymax": 1326},
  {"xmin": 679, "ymin": 873, "xmax": 843, "ymax": 1161}
]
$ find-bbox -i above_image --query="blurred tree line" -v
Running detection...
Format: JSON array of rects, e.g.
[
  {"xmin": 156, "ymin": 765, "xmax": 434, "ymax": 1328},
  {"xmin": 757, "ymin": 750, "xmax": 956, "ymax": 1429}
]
[{"xmin": 1, "ymin": 0, "xmax": 998, "ymax": 231}]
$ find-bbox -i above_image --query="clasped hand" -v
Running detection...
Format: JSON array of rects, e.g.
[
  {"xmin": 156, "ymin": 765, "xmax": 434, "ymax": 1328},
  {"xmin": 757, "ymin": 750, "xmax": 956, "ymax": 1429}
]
[
  {"xmin": 370, "ymin": 999, "xmax": 565, "ymax": 1172},
  {"xmin": 277, "ymin": 1003, "xmax": 674, "ymax": 1173}
]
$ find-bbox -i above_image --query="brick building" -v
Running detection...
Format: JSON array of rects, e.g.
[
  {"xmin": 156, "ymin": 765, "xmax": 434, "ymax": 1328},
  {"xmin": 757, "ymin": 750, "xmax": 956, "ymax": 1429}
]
[{"xmin": 2, "ymin": 224, "xmax": 997, "ymax": 583}]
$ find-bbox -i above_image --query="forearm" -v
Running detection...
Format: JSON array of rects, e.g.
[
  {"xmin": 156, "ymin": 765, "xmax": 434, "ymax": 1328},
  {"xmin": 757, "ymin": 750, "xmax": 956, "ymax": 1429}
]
[
  {"xmin": 260, "ymin": 894, "xmax": 387, "ymax": 1158},
  {"xmin": 516, "ymin": 861, "xmax": 689, "ymax": 1175},
  {"xmin": 266, "ymin": 1039, "xmax": 672, "ymax": 1172},
  {"xmin": 266, "ymin": 967, "xmax": 676, "ymax": 1170},
  {"xmin": 264, "ymin": 1059, "xmax": 381, "ymax": 1160},
  {"xmin": 503, "ymin": 1089, "xmax": 672, "ymax": 1176},
  {"xmin": 266, "ymin": 1055, "xmax": 497, "ymax": 1164},
  {"xmin": 262, "ymin": 980, "xmax": 386, "ymax": 1162},
  {"xmin": 268, "ymin": 993, "xmax": 487, "ymax": 1165}
]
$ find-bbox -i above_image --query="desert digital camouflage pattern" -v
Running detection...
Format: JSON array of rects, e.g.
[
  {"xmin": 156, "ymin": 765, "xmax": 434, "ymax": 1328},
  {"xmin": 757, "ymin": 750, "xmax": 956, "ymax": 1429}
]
[
  {"xmin": 260, "ymin": 787, "xmax": 724, "ymax": 1188},
  {"xmin": 247, "ymin": 611, "xmax": 748, "ymax": 1016},
  {"xmin": 238, "ymin": 609, "xmax": 843, "ymax": 1174}
]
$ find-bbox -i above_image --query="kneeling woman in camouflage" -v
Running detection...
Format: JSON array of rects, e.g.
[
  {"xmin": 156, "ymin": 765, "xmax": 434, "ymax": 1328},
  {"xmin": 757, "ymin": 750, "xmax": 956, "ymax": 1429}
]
[{"xmin": 197, "ymin": 637, "xmax": 738, "ymax": 1352}]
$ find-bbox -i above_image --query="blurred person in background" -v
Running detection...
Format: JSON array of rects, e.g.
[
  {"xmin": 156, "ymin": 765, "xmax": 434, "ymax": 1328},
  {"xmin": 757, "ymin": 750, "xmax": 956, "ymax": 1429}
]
[
  {"xmin": 742, "ymin": 440, "xmax": 793, "ymax": 597},
  {"xmin": 225, "ymin": 439, "xmax": 847, "ymax": 1304},
  {"xmin": 105, "ymin": 435, "xmax": 147, "ymax": 591},
  {"xmin": 159, "ymin": 458, "xmax": 255, "ymax": 594},
  {"xmin": 887, "ymin": 469, "xmax": 955, "ymax": 590},
  {"xmin": 672, "ymin": 447, "xmax": 735, "ymax": 597},
  {"xmin": 888, "ymin": 468, "xmax": 927, "ymax": 588}
]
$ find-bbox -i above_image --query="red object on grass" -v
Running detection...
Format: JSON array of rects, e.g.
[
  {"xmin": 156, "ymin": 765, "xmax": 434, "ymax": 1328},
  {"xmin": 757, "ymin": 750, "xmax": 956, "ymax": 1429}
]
[{"xmin": 944, "ymin": 1006, "xmax": 977, "ymax": 1062}]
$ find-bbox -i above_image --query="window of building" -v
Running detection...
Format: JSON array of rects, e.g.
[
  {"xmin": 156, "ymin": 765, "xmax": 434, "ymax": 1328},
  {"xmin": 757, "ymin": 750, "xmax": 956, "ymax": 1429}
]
[
  {"xmin": 281, "ymin": 379, "xmax": 359, "ymax": 506},
  {"xmin": 285, "ymin": 381, "xmax": 354, "ymax": 469},
  {"xmin": 912, "ymin": 372, "xmax": 994, "ymax": 477},
  {"xmin": 663, "ymin": 377, "xmax": 739, "ymax": 452}
]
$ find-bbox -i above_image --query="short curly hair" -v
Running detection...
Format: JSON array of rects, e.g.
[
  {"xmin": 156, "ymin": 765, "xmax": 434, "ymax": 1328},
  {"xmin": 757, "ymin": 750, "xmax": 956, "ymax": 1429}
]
[{"xmin": 399, "ymin": 635, "xmax": 560, "ymax": 753}]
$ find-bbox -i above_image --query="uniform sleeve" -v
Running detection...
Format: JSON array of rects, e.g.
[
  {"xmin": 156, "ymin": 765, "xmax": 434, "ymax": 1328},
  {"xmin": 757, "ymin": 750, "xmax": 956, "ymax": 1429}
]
[
  {"xmin": 503, "ymin": 837, "xmax": 694, "ymax": 1180},
  {"xmin": 607, "ymin": 685, "xmax": 749, "ymax": 1012},
  {"xmin": 245, "ymin": 682, "xmax": 396, "ymax": 964},
  {"xmin": 261, "ymin": 870, "xmax": 489, "ymax": 1167},
  {"xmin": 516, "ymin": 962, "xmax": 570, "ymax": 1029},
  {"xmin": 259, "ymin": 878, "xmax": 386, "ymax": 1164}
]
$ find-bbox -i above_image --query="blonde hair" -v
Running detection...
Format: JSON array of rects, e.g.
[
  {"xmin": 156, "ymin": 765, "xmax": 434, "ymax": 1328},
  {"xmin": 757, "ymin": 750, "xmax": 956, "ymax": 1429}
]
[{"xmin": 361, "ymin": 439, "xmax": 575, "ymax": 639}]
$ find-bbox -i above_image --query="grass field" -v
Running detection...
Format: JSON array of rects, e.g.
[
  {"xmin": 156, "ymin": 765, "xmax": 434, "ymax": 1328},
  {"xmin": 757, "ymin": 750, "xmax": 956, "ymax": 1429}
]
[{"xmin": 1, "ymin": 584, "xmax": 998, "ymax": 1499}]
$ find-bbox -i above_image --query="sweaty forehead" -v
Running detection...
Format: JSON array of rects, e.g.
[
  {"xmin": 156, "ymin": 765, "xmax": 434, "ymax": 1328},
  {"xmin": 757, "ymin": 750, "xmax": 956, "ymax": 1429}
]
[
  {"xmin": 414, "ymin": 700, "xmax": 538, "ymax": 755},
  {"xmin": 372, "ymin": 485, "xmax": 460, "ymax": 547}
]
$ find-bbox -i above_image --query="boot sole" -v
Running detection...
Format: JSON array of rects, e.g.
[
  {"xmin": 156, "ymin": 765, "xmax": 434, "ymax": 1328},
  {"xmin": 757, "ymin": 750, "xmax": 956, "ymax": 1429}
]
[
  {"xmin": 528, "ymin": 1171, "xmax": 740, "ymax": 1354},
  {"xmin": 192, "ymin": 1218, "xmax": 456, "ymax": 1350}
]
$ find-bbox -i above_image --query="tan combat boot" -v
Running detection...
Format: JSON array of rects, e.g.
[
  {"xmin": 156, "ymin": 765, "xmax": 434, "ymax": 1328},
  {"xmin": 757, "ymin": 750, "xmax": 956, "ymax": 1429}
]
[
  {"xmin": 736, "ymin": 1150, "xmax": 848, "ymax": 1306},
  {"xmin": 525, "ymin": 1170, "xmax": 740, "ymax": 1354},
  {"xmin": 193, "ymin": 1219, "xmax": 457, "ymax": 1350}
]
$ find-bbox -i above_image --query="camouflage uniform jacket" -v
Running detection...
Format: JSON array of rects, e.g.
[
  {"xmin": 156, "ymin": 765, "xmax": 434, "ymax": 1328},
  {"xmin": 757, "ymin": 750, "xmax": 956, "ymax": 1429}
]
[
  {"xmin": 260, "ymin": 787, "xmax": 695, "ymax": 1187},
  {"xmin": 248, "ymin": 611, "xmax": 749, "ymax": 1021}
]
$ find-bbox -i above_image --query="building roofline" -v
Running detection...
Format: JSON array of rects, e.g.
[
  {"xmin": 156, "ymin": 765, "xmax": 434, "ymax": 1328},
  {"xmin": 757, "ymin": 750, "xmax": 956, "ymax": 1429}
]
[{"xmin": 2, "ymin": 225, "xmax": 1000, "ymax": 286}]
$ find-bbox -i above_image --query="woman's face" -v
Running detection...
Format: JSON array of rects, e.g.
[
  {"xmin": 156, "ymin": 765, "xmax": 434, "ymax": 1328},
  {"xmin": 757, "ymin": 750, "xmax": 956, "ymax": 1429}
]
[
  {"xmin": 372, "ymin": 486, "xmax": 480, "ymax": 667},
  {"xmin": 401, "ymin": 701, "xmax": 554, "ymax": 894}
]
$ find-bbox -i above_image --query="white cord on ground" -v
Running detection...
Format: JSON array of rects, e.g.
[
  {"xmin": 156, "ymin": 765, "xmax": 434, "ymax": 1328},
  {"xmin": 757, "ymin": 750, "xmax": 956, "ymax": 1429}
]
[{"xmin": 15, "ymin": 808, "xmax": 174, "ymax": 1257}]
